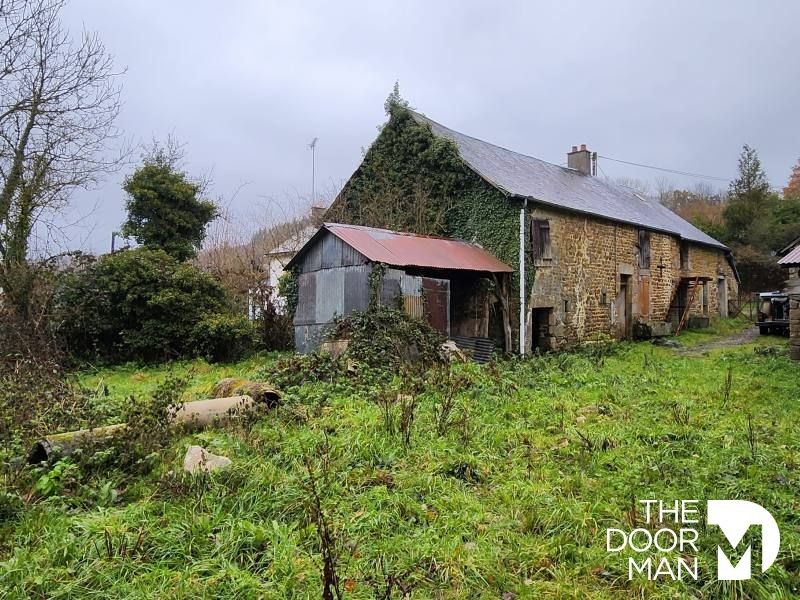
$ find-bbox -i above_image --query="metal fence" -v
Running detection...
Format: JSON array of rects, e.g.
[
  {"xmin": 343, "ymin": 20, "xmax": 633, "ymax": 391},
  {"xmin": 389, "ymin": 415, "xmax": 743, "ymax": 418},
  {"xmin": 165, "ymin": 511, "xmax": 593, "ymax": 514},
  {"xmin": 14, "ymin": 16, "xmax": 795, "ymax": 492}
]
[{"xmin": 730, "ymin": 291, "xmax": 760, "ymax": 322}]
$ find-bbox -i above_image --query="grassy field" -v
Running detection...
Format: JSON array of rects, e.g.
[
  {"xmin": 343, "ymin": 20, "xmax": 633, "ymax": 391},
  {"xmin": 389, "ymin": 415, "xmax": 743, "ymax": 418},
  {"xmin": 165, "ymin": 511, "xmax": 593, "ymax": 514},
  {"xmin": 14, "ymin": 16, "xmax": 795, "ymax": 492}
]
[{"xmin": 2, "ymin": 320, "xmax": 799, "ymax": 598}]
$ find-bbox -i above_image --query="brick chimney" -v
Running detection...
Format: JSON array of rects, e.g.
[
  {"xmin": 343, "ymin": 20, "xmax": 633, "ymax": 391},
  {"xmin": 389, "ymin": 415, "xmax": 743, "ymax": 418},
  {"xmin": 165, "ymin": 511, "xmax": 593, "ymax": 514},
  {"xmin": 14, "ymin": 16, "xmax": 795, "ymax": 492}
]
[
  {"xmin": 310, "ymin": 205, "xmax": 326, "ymax": 224},
  {"xmin": 568, "ymin": 143, "xmax": 593, "ymax": 175}
]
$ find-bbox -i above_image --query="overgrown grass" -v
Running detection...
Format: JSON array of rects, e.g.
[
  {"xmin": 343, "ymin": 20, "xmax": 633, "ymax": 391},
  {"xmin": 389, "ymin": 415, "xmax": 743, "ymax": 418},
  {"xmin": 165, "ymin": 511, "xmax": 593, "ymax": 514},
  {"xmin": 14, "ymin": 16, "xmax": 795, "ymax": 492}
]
[
  {"xmin": 75, "ymin": 352, "xmax": 285, "ymax": 417},
  {"xmin": 1, "ymin": 327, "xmax": 799, "ymax": 598}
]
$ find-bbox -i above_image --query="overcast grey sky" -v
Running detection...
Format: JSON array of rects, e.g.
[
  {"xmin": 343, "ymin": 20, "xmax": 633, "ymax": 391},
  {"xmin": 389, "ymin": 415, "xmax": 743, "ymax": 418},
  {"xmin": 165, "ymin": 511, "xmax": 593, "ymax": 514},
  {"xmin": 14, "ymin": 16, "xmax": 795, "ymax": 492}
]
[{"xmin": 58, "ymin": 0, "xmax": 800, "ymax": 253}]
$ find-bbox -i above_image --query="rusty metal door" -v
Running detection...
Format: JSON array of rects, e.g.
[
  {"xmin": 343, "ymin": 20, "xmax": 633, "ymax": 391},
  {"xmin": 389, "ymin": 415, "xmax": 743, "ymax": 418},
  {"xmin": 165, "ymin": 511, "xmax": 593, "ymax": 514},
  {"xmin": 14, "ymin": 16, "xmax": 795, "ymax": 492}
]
[{"xmin": 422, "ymin": 277, "xmax": 450, "ymax": 336}]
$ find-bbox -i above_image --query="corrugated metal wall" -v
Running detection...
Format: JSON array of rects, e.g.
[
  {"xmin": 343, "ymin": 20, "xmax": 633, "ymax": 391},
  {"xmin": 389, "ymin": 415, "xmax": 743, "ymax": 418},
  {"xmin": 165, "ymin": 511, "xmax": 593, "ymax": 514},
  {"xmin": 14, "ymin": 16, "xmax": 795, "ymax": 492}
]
[
  {"xmin": 293, "ymin": 232, "xmax": 452, "ymax": 353},
  {"xmin": 294, "ymin": 265, "xmax": 372, "ymax": 353},
  {"xmin": 297, "ymin": 232, "xmax": 368, "ymax": 273}
]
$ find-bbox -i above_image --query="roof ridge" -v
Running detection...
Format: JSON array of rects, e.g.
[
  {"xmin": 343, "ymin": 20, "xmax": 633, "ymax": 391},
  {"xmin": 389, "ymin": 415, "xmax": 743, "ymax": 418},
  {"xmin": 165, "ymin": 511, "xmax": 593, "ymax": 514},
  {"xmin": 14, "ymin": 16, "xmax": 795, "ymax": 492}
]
[
  {"xmin": 409, "ymin": 109, "xmax": 582, "ymax": 178},
  {"xmin": 325, "ymin": 222, "xmax": 481, "ymax": 245}
]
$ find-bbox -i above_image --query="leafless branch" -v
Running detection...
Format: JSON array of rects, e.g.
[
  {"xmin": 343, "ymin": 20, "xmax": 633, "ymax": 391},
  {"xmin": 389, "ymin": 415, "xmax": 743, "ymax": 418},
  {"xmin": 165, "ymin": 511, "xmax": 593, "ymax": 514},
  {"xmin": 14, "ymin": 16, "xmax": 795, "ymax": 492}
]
[{"xmin": 0, "ymin": 0, "xmax": 126, "ymax": 315}]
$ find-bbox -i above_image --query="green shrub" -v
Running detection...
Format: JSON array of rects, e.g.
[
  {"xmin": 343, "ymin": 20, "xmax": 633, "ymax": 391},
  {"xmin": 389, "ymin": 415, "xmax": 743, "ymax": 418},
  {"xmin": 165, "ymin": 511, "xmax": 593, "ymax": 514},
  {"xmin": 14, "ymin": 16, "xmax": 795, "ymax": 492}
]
[
  {"xmin": 254, "ymin": 286, "xmax": 293, "ymax": 351},
  {"xmin": 0, "ymin": 491, "xmax": 23, "ymax": 522},
  {"xmin": 327, "ymin": 305, "xmax": 445, "ymax": 370},
  {"xmin": 53, "ymin": 248, "xmax": 243, "ymax": 363},
  {"xmin": 277, "ymin": 270, "xmax": 298, "ymax": 318},
  {"xmin": 191, "ymin": 313, "xmax": 256, "ymax": 363}
]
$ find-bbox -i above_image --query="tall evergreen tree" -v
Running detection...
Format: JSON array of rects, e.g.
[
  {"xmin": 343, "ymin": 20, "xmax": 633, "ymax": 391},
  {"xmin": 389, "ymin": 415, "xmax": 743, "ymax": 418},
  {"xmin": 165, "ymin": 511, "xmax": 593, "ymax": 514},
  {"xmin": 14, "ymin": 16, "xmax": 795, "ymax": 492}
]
[
  {"xmin": 122, "ymin": 144, "xmax": 218, "ymax": 261},
  {"xmin": 729, "ymin": 144, "xmax": 770, "ymax": 200},
  {"xmin": 723, "ymin": 144, "xmax": 772, "ymax": 246}
]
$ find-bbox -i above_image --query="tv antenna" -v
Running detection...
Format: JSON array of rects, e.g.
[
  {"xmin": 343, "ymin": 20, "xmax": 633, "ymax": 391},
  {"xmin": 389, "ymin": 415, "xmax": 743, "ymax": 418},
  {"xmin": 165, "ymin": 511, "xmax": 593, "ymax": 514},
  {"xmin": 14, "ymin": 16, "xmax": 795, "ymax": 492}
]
[{"xmin": 308, "ymin": 137, "xmax": 319, "ymax": 205}]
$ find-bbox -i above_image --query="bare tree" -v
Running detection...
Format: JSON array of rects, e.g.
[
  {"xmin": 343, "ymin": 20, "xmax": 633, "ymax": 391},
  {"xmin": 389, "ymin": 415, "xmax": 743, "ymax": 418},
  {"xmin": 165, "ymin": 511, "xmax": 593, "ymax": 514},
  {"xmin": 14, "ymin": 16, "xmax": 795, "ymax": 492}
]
[
  {"xmin": 0, "ymin": 0, "xmax": 125, "ymax": 317},
  {"xmin": 198, "ymin": 189, "xmax": 329, "ymax": 313}
]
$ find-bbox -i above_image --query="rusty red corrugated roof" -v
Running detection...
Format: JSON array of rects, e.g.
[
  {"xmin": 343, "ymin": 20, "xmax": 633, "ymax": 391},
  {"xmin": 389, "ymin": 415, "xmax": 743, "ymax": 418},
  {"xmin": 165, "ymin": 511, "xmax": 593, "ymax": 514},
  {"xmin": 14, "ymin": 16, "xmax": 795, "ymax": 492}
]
[
  {"xmin": 322, "ymin": 223, "xmax": 513, "ymax": 273},
  {"xmin": 778, "ymin": 244, "xmax": 800, "ymax": 266}
]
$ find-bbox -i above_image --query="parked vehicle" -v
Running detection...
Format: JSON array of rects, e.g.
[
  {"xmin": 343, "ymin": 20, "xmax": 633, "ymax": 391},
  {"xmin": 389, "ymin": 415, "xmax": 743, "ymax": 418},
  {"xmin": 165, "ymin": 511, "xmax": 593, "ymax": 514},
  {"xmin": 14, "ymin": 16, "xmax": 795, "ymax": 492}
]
[{"xmin": 758, "ymin": 291, "xmax": 790, "ymax": 335}]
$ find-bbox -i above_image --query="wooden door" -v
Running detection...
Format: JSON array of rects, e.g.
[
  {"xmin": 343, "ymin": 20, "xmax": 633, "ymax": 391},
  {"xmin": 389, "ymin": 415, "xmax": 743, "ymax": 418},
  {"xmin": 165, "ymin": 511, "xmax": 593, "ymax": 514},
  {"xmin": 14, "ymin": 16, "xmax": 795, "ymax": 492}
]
[
  {"xmin": 615, "ymin": 276, "xmax": 631, "ymax": 339},
  {"xmin": 638, "ymin": 276, "xmax": 650, "ymax": 318}
]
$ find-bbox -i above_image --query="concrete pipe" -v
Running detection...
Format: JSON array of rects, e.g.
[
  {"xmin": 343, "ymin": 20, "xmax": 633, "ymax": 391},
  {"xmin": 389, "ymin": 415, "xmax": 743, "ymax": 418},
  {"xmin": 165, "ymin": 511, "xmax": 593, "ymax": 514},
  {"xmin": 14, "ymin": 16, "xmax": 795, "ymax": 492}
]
[
  {"xmin": 28, "ymin": 394, "xmax": 257, "ymax": 464},
  {"xmin": 28, "ymin": 424, "xmax": 127, "ymax": 464},
  {"xmin": 172, "ymin": 394, "xmax": 256, "ymax": 426}
]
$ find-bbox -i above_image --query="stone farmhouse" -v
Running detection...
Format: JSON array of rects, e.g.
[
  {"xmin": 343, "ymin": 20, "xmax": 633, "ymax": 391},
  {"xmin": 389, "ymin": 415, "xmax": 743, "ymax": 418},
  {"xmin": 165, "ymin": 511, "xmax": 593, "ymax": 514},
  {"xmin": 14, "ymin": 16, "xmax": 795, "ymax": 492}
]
[{"xmin": 324, "ymin": 106, "xmax": 739, "ymax": 353}]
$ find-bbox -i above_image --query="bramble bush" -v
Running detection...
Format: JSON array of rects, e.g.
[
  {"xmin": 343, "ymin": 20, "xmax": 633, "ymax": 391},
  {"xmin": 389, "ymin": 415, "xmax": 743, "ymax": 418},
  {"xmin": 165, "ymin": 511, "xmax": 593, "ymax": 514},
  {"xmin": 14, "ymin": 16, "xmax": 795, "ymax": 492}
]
[{"xmin": 327, "ymin": 305, "xmax": 445, "ymax": 370}]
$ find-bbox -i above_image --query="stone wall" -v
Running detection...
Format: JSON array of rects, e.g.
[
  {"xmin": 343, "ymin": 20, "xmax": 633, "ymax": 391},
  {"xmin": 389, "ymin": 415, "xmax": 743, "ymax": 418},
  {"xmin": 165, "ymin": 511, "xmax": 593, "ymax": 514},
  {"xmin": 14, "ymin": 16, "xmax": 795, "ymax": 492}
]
[
  {"xmin": 526, "ymin": 204, "xmax": 738, "ymax": 350},
  {"xmin": 788, "ymin": 273, "xmax": 800, "ymax": 361}
]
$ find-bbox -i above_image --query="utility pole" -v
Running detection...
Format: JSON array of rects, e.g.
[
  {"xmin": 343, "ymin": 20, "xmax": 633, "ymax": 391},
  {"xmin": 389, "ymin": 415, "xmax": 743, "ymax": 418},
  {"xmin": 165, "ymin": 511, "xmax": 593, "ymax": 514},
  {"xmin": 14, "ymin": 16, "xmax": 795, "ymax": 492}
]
[
  {"xmin": 111, "ymin": 231, "xmax": 120, "ymax": 253},
  {"xmin": 308, "ymin": 137, "xmax": 318, "ymax": 205}
]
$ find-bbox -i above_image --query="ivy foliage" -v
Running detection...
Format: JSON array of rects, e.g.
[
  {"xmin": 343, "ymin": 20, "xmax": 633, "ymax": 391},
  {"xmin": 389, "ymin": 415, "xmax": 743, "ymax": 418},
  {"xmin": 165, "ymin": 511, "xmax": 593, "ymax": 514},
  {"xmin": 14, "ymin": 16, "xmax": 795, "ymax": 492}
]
[
  {"xmin": 327, "ymin": 305, "xmax": 445, "ymax": 370},
  {"xmin": 328, "ymin": 103, "xmax": 471, "ymax": 235},
  {"xmin": 277, "ymin": 269, "xmax": 299, "ymax": 317},
  {"xmin": 368, "ymin": 263, "xmax": 386, "ymax": 309},
  {"xmin": 327, "ymin": 101, "xmax": 531, "ymax": 294}
]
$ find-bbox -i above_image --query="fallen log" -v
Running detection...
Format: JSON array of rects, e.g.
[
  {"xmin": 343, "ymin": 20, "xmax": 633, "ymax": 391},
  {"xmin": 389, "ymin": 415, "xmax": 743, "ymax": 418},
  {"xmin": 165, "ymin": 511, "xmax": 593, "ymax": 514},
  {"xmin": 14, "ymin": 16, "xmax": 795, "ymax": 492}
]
[{"xmin": 28, "ymin": 394, "xmax": 264, "ymax": 464}]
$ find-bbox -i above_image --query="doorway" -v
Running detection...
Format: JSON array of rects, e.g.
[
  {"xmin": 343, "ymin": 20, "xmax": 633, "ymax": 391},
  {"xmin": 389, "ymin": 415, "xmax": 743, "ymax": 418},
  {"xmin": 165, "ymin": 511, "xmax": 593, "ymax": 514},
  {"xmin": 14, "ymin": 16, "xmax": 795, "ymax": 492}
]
[
  {"xmin": 669, "ymin": 282, "xmax": 689, "ymax": 325},
  {"xmin": 717, "ymin": 276, "xmax": 728, "ymax": 317},
  {"xmin": 531, "ymin": 308, "xmax": 553, "ymax": 351},
  {"xmin": 615, "ymin": 275, "xmax": 632, "ymax": 339},
  {"xmin": 422, "ymin": 277, "xmax": 450, "ymax": 336}
]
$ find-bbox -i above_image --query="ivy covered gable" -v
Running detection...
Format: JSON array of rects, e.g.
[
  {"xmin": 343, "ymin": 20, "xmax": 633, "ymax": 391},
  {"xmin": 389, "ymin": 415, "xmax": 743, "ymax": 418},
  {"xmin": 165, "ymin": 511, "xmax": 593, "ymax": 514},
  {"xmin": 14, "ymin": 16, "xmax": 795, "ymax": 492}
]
[{"xmin": 327, "ymin": 106, "xmax": 523, "ymax": 284}]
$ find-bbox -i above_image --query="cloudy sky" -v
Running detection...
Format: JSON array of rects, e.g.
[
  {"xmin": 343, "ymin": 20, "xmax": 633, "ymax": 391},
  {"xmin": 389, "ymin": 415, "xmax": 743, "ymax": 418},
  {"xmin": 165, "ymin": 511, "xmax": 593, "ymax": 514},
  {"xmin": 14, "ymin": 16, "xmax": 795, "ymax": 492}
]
[{"xmin": 59, "ymin": 0, "xmax": 800, "ymax": 253}]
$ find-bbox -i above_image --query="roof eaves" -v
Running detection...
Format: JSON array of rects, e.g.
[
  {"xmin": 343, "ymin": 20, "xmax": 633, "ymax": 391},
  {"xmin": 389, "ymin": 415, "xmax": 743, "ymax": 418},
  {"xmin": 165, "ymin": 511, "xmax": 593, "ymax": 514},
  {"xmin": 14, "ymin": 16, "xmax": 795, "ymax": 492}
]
[{"xmin": 510, "ymin": 193, "xmax": 728, "ymax": 251}]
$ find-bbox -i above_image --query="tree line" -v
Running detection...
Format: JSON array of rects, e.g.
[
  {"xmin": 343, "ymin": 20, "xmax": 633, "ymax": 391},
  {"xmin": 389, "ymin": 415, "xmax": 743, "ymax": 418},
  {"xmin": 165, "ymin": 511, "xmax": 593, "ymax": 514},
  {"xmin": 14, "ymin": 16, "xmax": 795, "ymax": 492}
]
[{"xmin": 659, "ymin": 145, "xmax": 800, "ymax": 292}]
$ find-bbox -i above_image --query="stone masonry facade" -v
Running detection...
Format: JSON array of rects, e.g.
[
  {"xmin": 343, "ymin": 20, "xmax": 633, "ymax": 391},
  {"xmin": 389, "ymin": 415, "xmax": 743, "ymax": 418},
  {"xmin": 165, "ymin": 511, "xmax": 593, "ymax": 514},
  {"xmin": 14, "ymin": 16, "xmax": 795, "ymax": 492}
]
[{"xmin": 527, "ymin": 204, "xmax": 738, "ymax": 350}]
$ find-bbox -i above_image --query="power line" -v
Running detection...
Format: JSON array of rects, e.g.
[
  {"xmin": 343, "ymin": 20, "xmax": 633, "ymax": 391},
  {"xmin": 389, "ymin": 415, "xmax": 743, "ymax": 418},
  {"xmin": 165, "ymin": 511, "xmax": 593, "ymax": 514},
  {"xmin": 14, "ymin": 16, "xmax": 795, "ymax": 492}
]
[{"xmin": 598, "ymin": 154, "xmax": 730, "ymax": 182}]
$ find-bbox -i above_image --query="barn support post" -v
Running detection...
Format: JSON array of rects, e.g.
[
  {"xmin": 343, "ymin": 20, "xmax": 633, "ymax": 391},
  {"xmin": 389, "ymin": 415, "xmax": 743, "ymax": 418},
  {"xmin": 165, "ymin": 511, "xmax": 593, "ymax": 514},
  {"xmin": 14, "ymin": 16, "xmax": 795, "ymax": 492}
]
[{"xmin": 493, "ymin": 273, "xmax": 513, "ymax": 353}]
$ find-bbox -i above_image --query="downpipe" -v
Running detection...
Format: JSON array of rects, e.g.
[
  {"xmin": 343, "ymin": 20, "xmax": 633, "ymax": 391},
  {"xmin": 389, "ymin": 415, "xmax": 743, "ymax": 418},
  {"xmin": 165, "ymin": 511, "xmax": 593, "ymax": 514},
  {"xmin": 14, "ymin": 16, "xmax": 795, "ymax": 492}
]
[{"xmin": 519, "ymin": 198, "xmax": 527, "ymax": 355}]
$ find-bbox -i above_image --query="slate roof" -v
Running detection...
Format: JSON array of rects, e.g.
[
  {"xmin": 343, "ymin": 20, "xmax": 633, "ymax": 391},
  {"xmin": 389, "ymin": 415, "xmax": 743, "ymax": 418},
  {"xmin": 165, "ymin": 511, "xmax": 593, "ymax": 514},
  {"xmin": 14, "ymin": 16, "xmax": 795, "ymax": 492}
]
[
  {"xmin": 288, "ymin": 223, "xmax": 513, "ymax": 273},
  {"xmin": 410, "ymin": 111, "xmax": 728, "ymax": 250}
]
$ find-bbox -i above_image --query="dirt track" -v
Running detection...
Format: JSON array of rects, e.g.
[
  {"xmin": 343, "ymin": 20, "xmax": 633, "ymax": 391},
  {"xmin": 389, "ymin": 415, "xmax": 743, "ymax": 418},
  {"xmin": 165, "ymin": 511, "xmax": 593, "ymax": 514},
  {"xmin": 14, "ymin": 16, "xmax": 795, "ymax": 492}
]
[{"xmin": 675, "ymin": 325, "xmax": 759, "ymax": 355}]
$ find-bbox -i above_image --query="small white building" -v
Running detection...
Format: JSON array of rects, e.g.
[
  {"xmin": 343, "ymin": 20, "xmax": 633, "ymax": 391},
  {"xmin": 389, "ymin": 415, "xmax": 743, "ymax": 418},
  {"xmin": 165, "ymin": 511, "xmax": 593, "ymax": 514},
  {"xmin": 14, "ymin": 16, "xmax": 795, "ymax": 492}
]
[{"xmin": 248, "ymin": 207, "xmax": 325, "ymax": 317}]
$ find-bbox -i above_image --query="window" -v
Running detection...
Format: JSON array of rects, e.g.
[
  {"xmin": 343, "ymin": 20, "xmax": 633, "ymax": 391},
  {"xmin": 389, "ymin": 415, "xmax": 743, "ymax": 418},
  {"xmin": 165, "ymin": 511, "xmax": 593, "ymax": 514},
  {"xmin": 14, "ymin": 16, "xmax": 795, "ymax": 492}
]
[
  {"xmin": 638, "ymin": 229, "xmax": 651, "ymax": 269},
  {"xmin": 680, "ymin": 241, "xmax": 690, "ymax": 270},
  {"xmin": 531, "ymin": 219, "xmax": 551, "ymax": 260}
]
